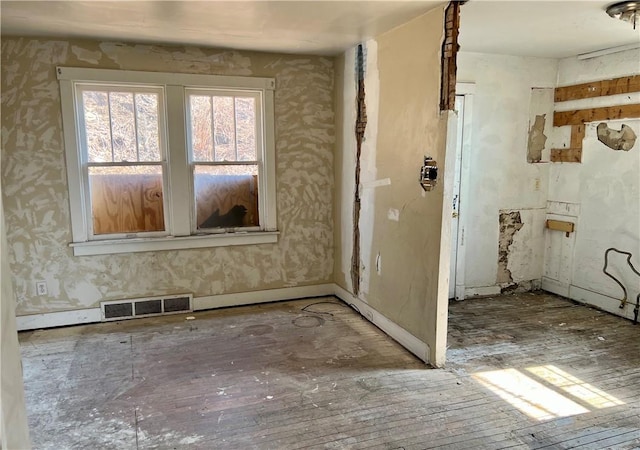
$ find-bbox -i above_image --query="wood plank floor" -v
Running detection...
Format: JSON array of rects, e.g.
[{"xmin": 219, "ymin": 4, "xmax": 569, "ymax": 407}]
[{"xmin": 19, "ymin": 292, "xmax": 640, "ymax": 449}]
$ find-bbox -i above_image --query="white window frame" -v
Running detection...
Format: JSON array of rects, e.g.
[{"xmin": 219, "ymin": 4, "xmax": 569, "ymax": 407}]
[
  {"xmin": 184, "ymin": 88, "xmax": 265, "ymax": 235},
  {"xmin": 75, "ymin": 83, "xmax": 171, "ymax": 240},
  {"xmin": 58, "ymin": 67, "xmax": 278, "ymax": 256}
]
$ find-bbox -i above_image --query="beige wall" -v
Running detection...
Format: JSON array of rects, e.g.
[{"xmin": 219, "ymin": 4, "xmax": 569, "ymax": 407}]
[
  {"xmin": 1, "ymin": 194, "xmax": 31, "ymax": 449},
  {"xmin": 334, "ymin": 6, "xmax": 449, "ymax": 363},
  {"xmin": 1, "ymin": 38, "xmax": 335, "ymax": 315}
]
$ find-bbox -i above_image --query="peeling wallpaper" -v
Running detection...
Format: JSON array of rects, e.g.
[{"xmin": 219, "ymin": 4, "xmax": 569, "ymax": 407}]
[{"xmin": 1, "ymin": 38, "xmax": 335, "ymax": 315}]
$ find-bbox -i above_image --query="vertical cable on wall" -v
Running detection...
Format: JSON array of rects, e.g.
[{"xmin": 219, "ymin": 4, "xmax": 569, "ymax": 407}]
[{"xmin": 351, "ymin": 44, "xmax": 367, "ymax": 295}]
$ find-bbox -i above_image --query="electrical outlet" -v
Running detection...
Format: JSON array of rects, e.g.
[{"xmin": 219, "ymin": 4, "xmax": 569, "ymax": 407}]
[{"xmin": 36, "ymin": 281, "xmax": 47, "ymax": 296}]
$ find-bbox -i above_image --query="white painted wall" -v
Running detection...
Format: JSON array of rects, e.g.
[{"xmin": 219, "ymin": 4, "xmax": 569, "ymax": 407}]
[
  {"xmin": 456, "ymin": 52, "xmax": 558, "ymax": 296},
  {"xmin": 543, "ymin": 49, "xmax": 640, "ymax": 320}
]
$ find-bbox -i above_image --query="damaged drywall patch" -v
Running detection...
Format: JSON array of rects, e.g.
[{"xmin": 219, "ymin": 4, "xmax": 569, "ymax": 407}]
[
  {"xmin": 351, "ymin": 44, "xmax": 367, "ymax": 296},
  {"xmin": 497, "ymin": 211, "xmax": 524, "ymax": 284},
  {"xmin": 597, "ymin": 123, "xmax": 637, "ymax": 151},
  {"xmin": 527, "ymin": 114, "xmax": 547, "ymax": 162},
  {"xmin": 500, "ymin": 279, "xmax": 540, "ymax": 294}
]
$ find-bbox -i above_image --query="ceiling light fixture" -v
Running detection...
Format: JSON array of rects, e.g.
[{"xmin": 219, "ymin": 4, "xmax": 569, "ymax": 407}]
[{"xmin": 606, "ymin": 1, "xmax": 639, "ymax": 29}]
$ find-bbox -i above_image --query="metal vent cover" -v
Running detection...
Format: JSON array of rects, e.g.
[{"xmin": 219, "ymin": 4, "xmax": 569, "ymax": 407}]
[{"xmin": 101, "ymin": 294, "xmax": 193, "ymax": 321}]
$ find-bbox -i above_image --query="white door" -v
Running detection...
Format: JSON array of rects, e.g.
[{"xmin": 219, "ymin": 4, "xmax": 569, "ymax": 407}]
[{"xmin": 449, "ymin": 95, "xmax": 465, "ymax": 299}]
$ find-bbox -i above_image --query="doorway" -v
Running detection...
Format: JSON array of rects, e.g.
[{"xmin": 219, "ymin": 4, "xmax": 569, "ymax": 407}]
[{"xmin": 449, "ymin": 85, "xmax": 474, "ymax": 300}]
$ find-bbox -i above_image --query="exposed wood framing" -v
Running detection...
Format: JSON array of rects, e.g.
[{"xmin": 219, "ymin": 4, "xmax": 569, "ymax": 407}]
[
  {"xmin": 351, "ymin": 44, "xmax": 367, "ymax": 296},
  {"xmin": 440, "ymin": 1, "xmax": 462, "ymax": 111},
  {"xmin": 552, "ymin": 75, "xmax": 640, "ymax": 163},
  {"xmin": 554, "ymin": 75, "xmax": 640, "ymax": 102},
  {"xmin": 554, "ymin": 104, "xmax": 640, "ymax": 127},
  {"xmin": 551, "ymin": 124, "xmax": 584, "ymax": 163},
  {"xmin": 550, "ymin": 148, "xmax": 582, "ymax": 163},
  {"xmin": 570, "ymin": 123, "xmax": 586, "ymax": 148}
]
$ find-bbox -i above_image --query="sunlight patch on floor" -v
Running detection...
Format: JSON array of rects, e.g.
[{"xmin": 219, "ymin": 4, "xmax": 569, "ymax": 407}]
[
  {"xmin": 473, "ymin": 365, "xmax": 625, "ymax": 421},
  {"xmin": 526, "ymin": 365, "xmax": 625, "ymax": 409},
  {"xmin": 473, "ymin": 368, "xmax": 589, "ymax": 421}
]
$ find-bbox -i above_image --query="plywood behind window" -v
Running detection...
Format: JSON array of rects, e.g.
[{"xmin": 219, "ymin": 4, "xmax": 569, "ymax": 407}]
[
  {"xmin": 90, "ymin": 174, "xmax": 259, "ymax": 234},
  {"xmin": 194, "ymin": 174, "xmax": 259, "ymax": 228},
  {"xmin": 90, "ymin": 174, "xmax": 165, "ymax": 235}
]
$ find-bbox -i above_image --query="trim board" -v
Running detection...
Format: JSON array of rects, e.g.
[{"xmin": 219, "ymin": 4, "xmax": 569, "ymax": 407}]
[
  {"xmin": 333, "ymin": 285, "xmax": 430, "ymax": 363},
  {"xmin": 16, "ymin": 284, "xmax": 333, "ymax": 331},
  {"xmin": 193, "ymin": 284, "xmax": 334, "ymax": 310},
  {"xmin": 17, "ymin": 307, "xmax": 102, "ymax": 331}
]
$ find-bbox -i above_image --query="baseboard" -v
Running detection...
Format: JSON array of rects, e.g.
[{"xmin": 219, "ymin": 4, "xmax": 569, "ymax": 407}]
[
  {"xmin": 16, "ymin": 308, "xmax": 102, "ymax": 331},
  {"xmin": 541, "ymin": 277, "xmax": 570, "ymax": 298},
  {"xmin": 15, "ymin": 283, "xmax": 432, "ymax": 364},
  {"xmin": 464, "ymin": 285, "xmax": 501, "ymax": 298},
  {"xmin": 333, "ymin": 284, "xmax": 430, "ymax": 364},
  {"xmin": 193, "ymin": 284, "xmax": 335, "ymax": 310},
  {"xmin": 569, "ymin": 285, "xmax": 636, "ymax": 321}
]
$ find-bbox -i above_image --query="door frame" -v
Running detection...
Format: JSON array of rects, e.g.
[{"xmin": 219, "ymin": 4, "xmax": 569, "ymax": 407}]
[{"xmin": 452, "ymin": 82, "xmax": 475, "ymax": 300}]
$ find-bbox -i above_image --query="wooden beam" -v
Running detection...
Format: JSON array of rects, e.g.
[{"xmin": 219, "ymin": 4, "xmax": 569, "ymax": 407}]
[
  {"xmin": 440, "ymin": 1, "xmax": 461, "ymax": 111},
  {"xmin": 546, "ymin": 219, "xmax": 575, "ymax": 237},
  {"xmin": 551, "ymin": 147, "xmax": 582, "ymax": 163},
  {"xmin": 555, "ymin": 75, "xmax": 640, "ymax": 102},
  {"xmin": 570, "ymin": 124, "xmax": 586, "ymax": 148},
  {"xmin": 550, "ymin": 125, "xmax": 586, "ymax": 163},
  {"xmin": 546, "ymin": 219, "xmax": 575, "ymax": 233},
  {"xmin": 553, "ymin": 104, "xmax": 640, "ymax": 127}
]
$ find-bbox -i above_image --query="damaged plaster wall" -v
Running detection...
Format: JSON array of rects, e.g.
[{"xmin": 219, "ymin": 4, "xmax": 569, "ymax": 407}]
[
  {"xmin": 527, "ymin": 114, "xmax": 548, "ymax": 162},
  {"xmin": 334, "ymin": 6, "xmax": 449, "ymax": 363},
  {"xmin": 456, "ymin": 52, "xmax": 557, "ymax": 296},
  {"xmin": 596, "ymin": 123, "xmax": 637, "ymax": 151},
  {"xmin": 544, "ymin": 48, "xmax": 640, "ymax": 320},
  {"xmin": 333, "ymin": 42, "xmax": 380, "ymax": 298},
  {"xmin": 1, "ymin": 38, "xmax": 335, "ymax": 315},
  {"xmin": 497, "ymin": 211, "xmax": 524, "ymax": 284}
]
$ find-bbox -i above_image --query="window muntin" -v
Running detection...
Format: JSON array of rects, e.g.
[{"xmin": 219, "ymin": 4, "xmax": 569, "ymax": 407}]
[
  {"xmin": 75, "ymin": 84, "xmax": 168, "ymax": 238},
  {"xmin": 186, "ymin": 89, "xmax": 263, "ymax": 232}
]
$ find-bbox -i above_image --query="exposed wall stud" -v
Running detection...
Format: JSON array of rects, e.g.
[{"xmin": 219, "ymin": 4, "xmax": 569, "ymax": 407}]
[
  {"xmin": 552, "ymin": 75, "xmax": 640, "ymax": 163},
  {"xmin": 553, "ymin": 104, "xmax": 640, "ymax": 127},
  {"xmin": 554, "ymin": 74, "xmax": 640, "ymax": 102},
  {"xmin": 440, "ymin": 1, "xmax": 463, "ymax": 111}
]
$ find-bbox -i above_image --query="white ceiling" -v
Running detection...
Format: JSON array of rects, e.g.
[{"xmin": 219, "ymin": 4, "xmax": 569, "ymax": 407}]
[
  {"xmin": 1, "ymin": 1, "xmax": 639, "ymax": 58},
  {"xmin": 0, "ymin": 1, "xmax": 444, "ymax": 56},
  {"xmin": 460, "ymin": 1, "xmax": 640, "ymax": 58}
]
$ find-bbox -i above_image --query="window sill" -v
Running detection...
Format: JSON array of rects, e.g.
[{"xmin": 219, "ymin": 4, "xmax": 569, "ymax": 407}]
[{"xmin": 70, "ymin": 231, "xmax": 279, "ymax": 256}]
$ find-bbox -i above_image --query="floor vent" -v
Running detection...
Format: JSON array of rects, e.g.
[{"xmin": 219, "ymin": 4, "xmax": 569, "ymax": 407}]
[{"xmin": 101, "ymin": 294, "xmax": 193, "ymax": 321}]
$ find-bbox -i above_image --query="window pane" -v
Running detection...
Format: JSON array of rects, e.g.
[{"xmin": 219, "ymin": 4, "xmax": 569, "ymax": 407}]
[
  {"xmin": 83, "ymin": 91, "xmax": 112, "ymax": 163},
  {"xmin": 189, "ymin": 95, "xmax": 213, "ymax": 162},
  {"xmin": 109, "ymin": 92, "xmax": 137, "ymax": 162},
  {"xmin": 235, "ymin": 97, "xmax": 257, "ymax": 161},
  {"xmin": 135, "ymin": 93, "xmax": 161, "ymax": 161},
  {"xmin": 89, "ymin": 165, "xmax": 165, "ymax": 235},
  {"xmin": 212, "ymin": 96, "xmax": 236, "ymax": 162},
  {"xmin": 194, "ymin": 165, "xmax": 259, "ymax": 229}
]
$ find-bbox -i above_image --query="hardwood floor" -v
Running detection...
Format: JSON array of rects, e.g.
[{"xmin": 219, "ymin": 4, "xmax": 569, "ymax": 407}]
[{"xmin": 19, "ymin": 293, "xmax": 640, "ymax": 449}]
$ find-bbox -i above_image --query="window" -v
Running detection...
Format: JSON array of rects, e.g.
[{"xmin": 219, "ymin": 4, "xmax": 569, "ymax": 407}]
[
  {"xmin": 186, "ymin": 90, "xmax": 262, "ymax": 232},
  {"xmin": 58, "ymin": 67, "xmax": 277, "ymax": 256}
]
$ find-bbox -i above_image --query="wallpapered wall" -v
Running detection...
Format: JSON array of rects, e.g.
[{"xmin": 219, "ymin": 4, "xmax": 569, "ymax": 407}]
[{"xmin": 1, "ymin": 38, "xmax": 335, "ymax": 315}]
